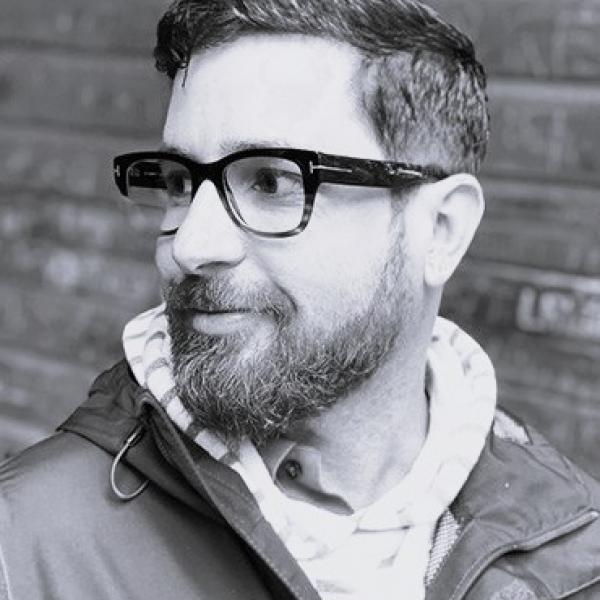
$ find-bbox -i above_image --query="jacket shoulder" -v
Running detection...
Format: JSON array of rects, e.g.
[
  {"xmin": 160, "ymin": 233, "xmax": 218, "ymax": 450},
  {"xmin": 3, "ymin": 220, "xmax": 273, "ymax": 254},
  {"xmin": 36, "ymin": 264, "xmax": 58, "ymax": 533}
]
[
  {"xmin": 0, "ymin": 431, "xmax": 126, "ymax": 556},
  {"xmin": 0, "ymin": 432, "xmax": 227, "ymax": 600},
  {"xmin": 463, "ymin": 409, "xmax": 600, "ymax": 599},
  {"xmin": 0, "ymin": 359, "xmax": 150, "ymax": 536},
  {"xmin": 0, "ymin": 433, "xmax": 115, "ymax": 599},
  {"xmin": 520, "ymin": 428, "xmax": 600, "ymax": 599},
  {"xmin": 0, "ymin": 409, "xmax": 274, "ymax": 600},
  {"xmin": 499, "ymin": 407, "xmax": 600, "ymax": 508}
]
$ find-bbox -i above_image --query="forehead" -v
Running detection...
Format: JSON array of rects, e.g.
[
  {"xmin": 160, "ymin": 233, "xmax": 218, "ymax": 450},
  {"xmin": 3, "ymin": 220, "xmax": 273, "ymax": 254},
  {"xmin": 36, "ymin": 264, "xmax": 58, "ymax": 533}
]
[{"xmin": 162, "ymin": 34, "xmax": 385, "ymax": 161}]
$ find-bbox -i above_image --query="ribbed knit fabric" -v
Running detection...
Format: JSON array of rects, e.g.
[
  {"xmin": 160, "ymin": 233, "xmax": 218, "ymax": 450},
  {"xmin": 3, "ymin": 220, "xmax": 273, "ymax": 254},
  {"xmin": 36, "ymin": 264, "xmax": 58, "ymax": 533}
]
[{"xmin": 123, "ymin": 304, "xmax": 496, "ymax": 599}]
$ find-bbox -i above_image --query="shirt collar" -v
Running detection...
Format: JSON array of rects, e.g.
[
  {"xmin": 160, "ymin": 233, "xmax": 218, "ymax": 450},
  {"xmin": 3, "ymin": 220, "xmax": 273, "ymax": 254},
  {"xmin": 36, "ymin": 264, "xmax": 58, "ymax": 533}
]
[
  {"xmin": 259, "ymin": 437, "xmax": 354, "ymax": 514},
  {"xmin": 260, "ymin": 437, "xmax": 297, "ymax": 479}
]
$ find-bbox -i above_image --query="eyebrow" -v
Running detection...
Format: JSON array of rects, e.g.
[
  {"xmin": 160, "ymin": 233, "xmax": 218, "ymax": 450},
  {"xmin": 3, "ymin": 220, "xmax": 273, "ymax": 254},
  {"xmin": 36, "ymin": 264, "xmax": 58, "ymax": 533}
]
[
  {"xmin": 158, "ymin": 143, "xmax": 193, "ymax": 159},
  {"xmin": 219, "ymin": 138, "xmax": 291, "ymax": 154},
  {"xmin": 158, "ymin": 138, "xmax": 293, "ymax": 161}
]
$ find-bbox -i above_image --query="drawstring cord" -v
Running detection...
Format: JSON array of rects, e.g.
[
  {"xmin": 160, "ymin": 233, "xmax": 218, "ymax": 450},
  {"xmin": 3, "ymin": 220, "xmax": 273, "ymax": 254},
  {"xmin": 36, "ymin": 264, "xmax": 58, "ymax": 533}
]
[{"xmin": 110, "ymin": 424, "xmax": 150, "ymax": 501}]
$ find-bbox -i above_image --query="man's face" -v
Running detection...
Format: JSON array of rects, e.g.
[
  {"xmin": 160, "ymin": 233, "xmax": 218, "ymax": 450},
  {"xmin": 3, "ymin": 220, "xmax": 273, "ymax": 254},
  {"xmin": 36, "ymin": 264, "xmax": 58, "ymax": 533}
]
[{"xmin": 157, "ymin": 35, "xmax": 429, "ymax": 446}]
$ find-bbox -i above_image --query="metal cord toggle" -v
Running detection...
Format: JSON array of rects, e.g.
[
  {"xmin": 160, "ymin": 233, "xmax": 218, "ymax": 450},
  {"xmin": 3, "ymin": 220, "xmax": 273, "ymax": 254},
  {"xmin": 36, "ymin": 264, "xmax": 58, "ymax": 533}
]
[{"xmin": 110, "ymin": 424, "xmax": 150, "ymax": 501}]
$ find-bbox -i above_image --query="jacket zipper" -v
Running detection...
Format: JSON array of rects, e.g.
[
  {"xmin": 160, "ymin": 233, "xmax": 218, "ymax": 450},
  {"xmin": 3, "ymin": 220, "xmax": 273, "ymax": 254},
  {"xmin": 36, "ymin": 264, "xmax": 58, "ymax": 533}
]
[{"xmin": 449, "ymin": 509, "xmax": 599, "ymax": 600}]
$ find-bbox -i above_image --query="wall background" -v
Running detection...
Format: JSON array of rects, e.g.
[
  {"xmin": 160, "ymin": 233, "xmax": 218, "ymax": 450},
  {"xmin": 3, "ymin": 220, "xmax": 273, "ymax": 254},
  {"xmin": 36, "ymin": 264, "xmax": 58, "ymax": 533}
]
[{"xmin": 0, "ymin": 0, "xmax": 599, "ymax": 475}]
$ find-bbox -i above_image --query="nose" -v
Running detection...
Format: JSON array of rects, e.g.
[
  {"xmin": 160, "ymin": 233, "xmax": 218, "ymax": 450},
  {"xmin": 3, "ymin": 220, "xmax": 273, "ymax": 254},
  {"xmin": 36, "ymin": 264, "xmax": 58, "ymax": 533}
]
[{"xmin": 170, "ymin": 180, "xmax": 246, "ymax": 274}]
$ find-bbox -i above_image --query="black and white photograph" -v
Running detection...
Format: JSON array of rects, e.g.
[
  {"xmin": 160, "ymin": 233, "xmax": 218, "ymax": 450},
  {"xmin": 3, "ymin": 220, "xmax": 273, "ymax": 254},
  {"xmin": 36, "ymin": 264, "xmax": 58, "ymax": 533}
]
[{"xmin": 0, "ymin": 1, "xmax": 599, "ymax": 598}]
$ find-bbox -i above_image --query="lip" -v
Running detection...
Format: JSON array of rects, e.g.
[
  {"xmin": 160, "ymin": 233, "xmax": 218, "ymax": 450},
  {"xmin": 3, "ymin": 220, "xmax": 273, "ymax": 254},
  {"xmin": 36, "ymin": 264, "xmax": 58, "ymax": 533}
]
[{"xmin": 187, "ymin": 309, "xmax": 263, "ymax": 335}]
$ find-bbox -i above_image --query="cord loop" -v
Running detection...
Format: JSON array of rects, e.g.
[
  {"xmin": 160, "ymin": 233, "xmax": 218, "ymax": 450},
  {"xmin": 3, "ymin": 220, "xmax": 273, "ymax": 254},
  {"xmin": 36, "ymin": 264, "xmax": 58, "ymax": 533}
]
[{"xmin": 110, "ymin": 424, "xmax": 150, "ymax": 501}]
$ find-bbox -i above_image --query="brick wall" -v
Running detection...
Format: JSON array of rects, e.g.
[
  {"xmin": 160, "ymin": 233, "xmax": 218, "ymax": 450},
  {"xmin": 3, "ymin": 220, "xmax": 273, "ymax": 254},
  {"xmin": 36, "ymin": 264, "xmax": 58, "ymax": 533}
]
[
  {"xmin": 0, "ymin": 0, "xmax": 170, "ymax": 458},
  {"xmin": 1, "ymin": 1, "xmax": 599, "ymax": 476},
  {"xmin": 434, "ymin": 0, "xmax": 600, "ymax": 477}
]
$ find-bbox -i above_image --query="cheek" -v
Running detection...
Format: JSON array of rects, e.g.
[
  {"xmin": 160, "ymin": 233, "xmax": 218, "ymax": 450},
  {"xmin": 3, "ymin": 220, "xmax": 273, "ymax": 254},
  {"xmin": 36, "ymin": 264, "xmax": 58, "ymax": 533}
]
[
  {"xmin": 398, "ymin": 199, "xmax": 433, "ymax": 280},
  {"xmin": 268, "ymin": 201, "xmax": 397, "ymax": 322}
]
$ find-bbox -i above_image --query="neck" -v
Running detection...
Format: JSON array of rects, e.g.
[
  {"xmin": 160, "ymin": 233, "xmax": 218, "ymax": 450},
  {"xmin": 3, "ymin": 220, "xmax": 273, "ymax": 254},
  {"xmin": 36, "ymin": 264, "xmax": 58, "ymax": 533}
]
[{"xmin": 283, "ymin": 340, "xmax": 430, "ymax": 511}]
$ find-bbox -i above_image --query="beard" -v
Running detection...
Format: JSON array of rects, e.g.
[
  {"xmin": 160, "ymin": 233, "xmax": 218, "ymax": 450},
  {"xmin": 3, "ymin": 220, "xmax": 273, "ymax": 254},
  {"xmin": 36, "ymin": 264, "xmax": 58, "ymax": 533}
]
[{"xmin": 164, "ymin": 244, "xmax": 414, "ymax": 449}]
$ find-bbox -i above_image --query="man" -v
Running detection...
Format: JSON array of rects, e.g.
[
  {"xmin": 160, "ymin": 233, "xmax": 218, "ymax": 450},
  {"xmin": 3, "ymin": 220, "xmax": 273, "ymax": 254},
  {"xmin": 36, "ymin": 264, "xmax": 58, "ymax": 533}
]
[{"xmin": 1, "ymin": 0, "xmax": 599, "ymax": 598}]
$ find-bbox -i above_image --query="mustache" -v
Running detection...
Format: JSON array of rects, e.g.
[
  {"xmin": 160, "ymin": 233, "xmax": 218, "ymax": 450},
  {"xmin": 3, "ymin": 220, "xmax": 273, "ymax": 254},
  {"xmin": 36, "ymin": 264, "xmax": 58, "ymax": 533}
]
[{"xmin": 163, "ymin": 276, "xmax": 294, "ymax": 322}]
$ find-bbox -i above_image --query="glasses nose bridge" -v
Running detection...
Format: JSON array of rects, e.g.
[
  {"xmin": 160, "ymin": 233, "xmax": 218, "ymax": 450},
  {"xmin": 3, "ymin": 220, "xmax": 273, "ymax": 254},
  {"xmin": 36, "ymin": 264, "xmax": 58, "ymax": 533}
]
[
  {"xmin": 190, "ymin": 160, "xmax": 226, "ymax": 201},
  {"xmin": 184, "ymin": 160, "xmax": 241, "ymax": 237}
]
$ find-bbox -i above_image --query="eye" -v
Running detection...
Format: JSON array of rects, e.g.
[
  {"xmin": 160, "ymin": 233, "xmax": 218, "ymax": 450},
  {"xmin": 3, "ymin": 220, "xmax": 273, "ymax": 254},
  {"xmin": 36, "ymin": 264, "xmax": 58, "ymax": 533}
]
[
  {"xmin": 161, "ymin": 163, "xmax": 192, "ymax": 205},
  {"xmin": 250, "ymin": 167, "xmax": 303, "ymax": 196},
  {"xmin": 252, "ymin": 168, "xmax": 278, "ymax": 194},
  {"xmin": 224, "ymin": 157, "xmax": 305, "ymax": 211}
]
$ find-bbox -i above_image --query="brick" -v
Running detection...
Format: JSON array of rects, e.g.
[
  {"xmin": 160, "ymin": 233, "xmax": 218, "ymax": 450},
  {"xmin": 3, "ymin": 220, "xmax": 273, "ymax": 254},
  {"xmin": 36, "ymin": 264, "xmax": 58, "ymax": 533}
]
[
  {"xmin": 444, "ymin": 260, "xmax": 600, "ymax": 344},
  {"xmin": 3, "ymin": 85, "xmax": 598, "ymax": 195},
  {"xmin": 514, "ymin": 285, "xmax": 600, "ymax": 341},
  {"xmin": 0, "ymin": 50, "xmax": 168, "ymax": 136},
  {"xmin": 0, "ymin": 237, "xmax": 159, "ymax": 303},
  {"xmin": 429, "ymin": 0, "xmax": 600, "ymax": 80},
  {"xmin": 3, "ymin": 0, "xmax": 600, "ymax": 82},
  {"xmin": 0, "ymin": 125, "xmax": 157, "ymax": 199},
  {"xmin": 0, "ymin": 344, "xmax": 97, "ymax": 427},
  {"xmin": 0, "ymin": 412, "xmax": 50, "ymax": 460},
  {"xmin": 0, "ymin": 190, "xmax": 159, "ymax": 259},
  {"xmin": 0, "ymin": 0, "xmax": 168, "ymax": 54},
  {"xmin": 442, "ymin": 265, "xmax": 518, "ymax": 336},
  {"xmin": 0, "ymin": 342, "xmax": 101, "ymax": 459},
  {"xmin": 472, "ymin": 178, "xmax": 600, "ymax": 276},
  {"xmin": 0, "ymin": 279, "xmax": 149, "ymax": 365},
  {"xmin": 483, "ymin": 80, "xmax": 600, "ymax": 185},
  {"xmin": 480, "ymin": 329, "xmax": 600, "ymax": 407}
]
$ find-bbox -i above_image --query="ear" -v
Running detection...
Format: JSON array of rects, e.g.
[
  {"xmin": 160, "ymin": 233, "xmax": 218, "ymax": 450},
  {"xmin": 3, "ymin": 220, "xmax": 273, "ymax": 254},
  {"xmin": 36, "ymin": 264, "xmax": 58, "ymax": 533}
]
[{"xmin": 424, "ymin": 174, "xmax": 484, "ymax": 288}]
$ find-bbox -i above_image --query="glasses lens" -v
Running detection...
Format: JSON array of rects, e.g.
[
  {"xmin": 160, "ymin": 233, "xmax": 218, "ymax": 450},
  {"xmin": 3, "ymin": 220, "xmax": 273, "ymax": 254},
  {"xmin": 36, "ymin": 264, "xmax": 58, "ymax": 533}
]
[
  {"xmin": 224, "ymin": 156, "xmax": 305, "ymax": 233},
  {"xmin": 124, "ymin": 158, "xmax": 193, "ymax": 232},
  {"xmin": 125, "ymin": 158, "xmax": 192, "ymax": 207}
]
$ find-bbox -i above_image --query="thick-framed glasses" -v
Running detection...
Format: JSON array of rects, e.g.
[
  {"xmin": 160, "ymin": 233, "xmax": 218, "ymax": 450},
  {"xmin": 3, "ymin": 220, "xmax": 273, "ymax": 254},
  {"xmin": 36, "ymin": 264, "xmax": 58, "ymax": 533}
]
[{"xmin": 113, "ymin": 148, "xmax": 448, "ymax": 238}]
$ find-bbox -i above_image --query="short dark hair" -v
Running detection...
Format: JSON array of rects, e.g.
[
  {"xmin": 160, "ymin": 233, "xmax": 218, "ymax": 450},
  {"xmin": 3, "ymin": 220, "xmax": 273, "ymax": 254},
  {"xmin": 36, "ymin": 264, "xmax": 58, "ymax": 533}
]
[{"xmin": 154, "ymin": 0, "xmax": 489, "ymax": 174}]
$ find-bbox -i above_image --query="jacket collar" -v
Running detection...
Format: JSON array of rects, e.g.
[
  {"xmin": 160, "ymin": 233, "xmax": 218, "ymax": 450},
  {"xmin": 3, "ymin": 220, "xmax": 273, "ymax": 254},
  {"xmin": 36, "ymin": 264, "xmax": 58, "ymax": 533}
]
[
  {"xmin": 60, "ymin": 361, "xmax": 599, "ymax": 600},
  {"xmin": 60, "ymin": 361, "xmax": 320, "ymax": 600}
]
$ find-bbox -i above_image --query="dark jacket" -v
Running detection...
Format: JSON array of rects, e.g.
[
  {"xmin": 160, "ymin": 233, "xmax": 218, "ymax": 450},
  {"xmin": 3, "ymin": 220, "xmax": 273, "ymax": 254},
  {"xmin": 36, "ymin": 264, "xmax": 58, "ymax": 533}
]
[{"xmin": 1, "ymin": 360, "xmax": 599, "ymax": 600}]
